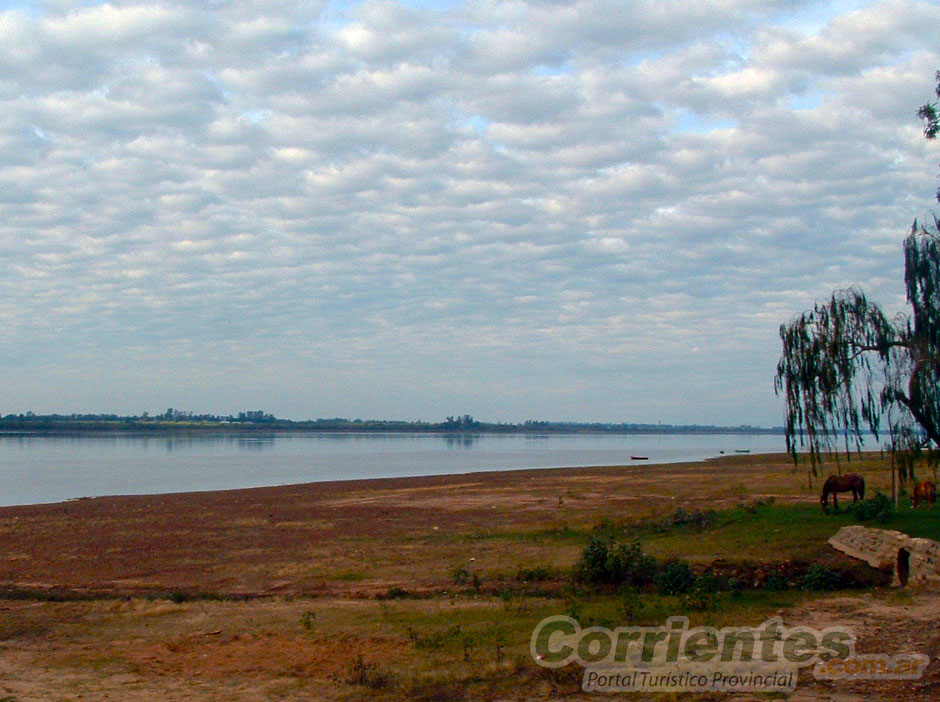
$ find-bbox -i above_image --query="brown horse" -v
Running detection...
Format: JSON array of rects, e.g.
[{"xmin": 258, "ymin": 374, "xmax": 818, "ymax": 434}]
[
  {"xmin": 912, "ymin": 480, "xmax": 937, "ymax": 509},
  {"xmin": 821, "ymin": 473, "xmax": 865, "ymax": 513}
]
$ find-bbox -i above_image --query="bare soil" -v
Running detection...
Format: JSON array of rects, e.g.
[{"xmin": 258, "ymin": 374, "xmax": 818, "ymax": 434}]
[{"xmin": 0, "ymin": 454, "xmax": 816, "ymax": 598}]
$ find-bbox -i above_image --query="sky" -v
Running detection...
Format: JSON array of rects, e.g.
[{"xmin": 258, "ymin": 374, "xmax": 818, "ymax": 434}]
[{"xmin": 1, "ymin": 0, "xmax": 940, "ymax": 426}]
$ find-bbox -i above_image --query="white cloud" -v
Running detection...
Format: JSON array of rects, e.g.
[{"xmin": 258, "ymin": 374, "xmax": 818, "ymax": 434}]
[{"xmin": 0, "ymin": 0, "xmax": 937, "ymax": 424}]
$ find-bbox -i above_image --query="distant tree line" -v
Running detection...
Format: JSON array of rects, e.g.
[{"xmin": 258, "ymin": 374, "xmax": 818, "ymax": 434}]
[{"xmin": 0, "ymin": 410, "xmax": 782, "ymax": 435}]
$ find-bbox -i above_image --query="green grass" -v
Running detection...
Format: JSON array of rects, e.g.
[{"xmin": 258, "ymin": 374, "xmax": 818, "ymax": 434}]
[
  {"xmin": 464, "ymin": 524, "xmax": 585, "ymax": 542},
  {"xmin": 327, "ymin": 584, "xmax": 818, "ymax": 700},
  {"xmin": 582, "ymin": 499, "xmax": 940, "ymax": 563},
  {"xmin": 880, "ymin": 502, "xmax": 940, "ymax": 538},
  {"xmin": 329, "ymin": 569, "xmax": 367, "ymax": 582},
  {"xmin": 449, "ymin": 497, "xmax": 940, "ymax": 592},
  {"xmin": 642, "ymin": 503, "xmax": 839, "ymax": 561},
  {"xmin": 337, "ymin": 586, "xmax": 818, "ymax": 700},
  {"xmin": 458, "ymin": 502, "xmax": 836, "ymax": 565}
]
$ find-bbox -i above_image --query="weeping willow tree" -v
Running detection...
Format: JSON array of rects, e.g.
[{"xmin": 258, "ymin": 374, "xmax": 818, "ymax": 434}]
[{"xmin": 775, "ymin": 73, "xmax": 940, "ymax": 478}]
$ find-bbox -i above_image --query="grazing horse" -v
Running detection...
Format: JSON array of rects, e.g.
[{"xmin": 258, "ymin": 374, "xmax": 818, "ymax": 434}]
[
  {"xmin": 821, "ymin": 473, "xmax": 865, "ymax": 513},
  {"xmin": 912, "ymin": 480, "xmax": 937, "ymax": 509}
]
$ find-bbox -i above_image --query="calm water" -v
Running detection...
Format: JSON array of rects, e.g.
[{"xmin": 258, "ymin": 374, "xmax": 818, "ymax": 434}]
[{"xmin": 0, "ymin": 432, "xmax": 785, "ymax": 506}]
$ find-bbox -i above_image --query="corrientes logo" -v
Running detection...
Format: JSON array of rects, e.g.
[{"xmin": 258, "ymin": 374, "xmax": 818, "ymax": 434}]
[{"xmin": 530, "ymin": 615, "xmax": 927, "ymax": 693}]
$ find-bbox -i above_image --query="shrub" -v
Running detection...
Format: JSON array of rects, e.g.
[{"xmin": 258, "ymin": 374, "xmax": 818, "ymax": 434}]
[
  {"xmin": 345, "ymin": 654, "xmax": 395, "ymax": 689},
  {"xmin": 380, "ymin": 587, "xmax": 414, "ymax": 599},
  {"xmin": 655, "ymin": 560, "xmax": 695, "ymax": 595},
  {"xmin": 801, "ymin": 565, "xmax": 840, "ymax": 591},
  {"xmin": 451, "ymin": 567, "xmax": 481, "ymax": 589},
  {"xmin": 679, "ymin": 571, "xmax": 735, "ymax": 611},
  {"xmin": 576, "ymin": 536, "xmax": 614, "ymax": 583},
  {"xmin": 669, "ymin": 507, "xmax": 718, "ymax": 529},
  {"xmin": 575, "ymin": 536, "xmax": 656, "ymax": 586},
  {"xmin": 516, "ymin": 566, "xmax": 555, "ymax": 582},
  {"xmin": 649, "ymin": 508, "xmax": 719, "ymax": 533},
  {"xmin": 846, "ymin": 492, "xmax": 895, "ymax": 523}
]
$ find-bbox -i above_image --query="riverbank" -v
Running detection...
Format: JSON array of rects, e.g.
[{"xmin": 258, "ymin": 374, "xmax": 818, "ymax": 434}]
[
  {"xmin": 1, "ymin": 452, "xmax": 937, "ymax": 701},
  {"xmin": 1, "ymin": 452, "xmax": 811, "ymax": 598}
]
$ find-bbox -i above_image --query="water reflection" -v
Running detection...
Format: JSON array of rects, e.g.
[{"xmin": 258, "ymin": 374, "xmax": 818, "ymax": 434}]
[
  {"xmin": 236, "ymin": 436, "xmax": 276, "ymax": 451},
  {"xmin": 443, "ymin": 434, "xmax": 476, "ymax": 448}
]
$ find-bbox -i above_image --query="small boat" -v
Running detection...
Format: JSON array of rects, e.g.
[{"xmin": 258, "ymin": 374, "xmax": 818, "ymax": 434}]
[
  {"xmin": 734, "ymin": 449, "xmax": 750, "ymax": 454},
  {"xmin": 631, "ymin": 455, "xmax": 649, "ymax": 460}
]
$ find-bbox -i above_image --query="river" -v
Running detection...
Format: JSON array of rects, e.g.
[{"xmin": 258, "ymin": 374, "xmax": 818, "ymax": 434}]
[{"xmin": 0, "ymin": 431, "xmax": 785, "ymax": 506}]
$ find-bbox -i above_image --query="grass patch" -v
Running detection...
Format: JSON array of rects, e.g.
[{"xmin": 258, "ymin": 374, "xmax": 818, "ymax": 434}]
[
  {"xmin": 379, "ymin": 587, "xmax": 426, "ymax": 600},
  {"xmin": 144, "ymin": 590, "xmax": 244, "ymax": 603},
  {"xmin": 514, "ymin": 566, "xmax": 560, "ymax": 582},
  {"xmin": 879, "ymin": 500, "xmax": 940, "ymax": 537},
  {"xmin": 450, "ymin": 497, "xmax": 935, "ymax": 597},
  {"xmin": 465, "ymin": 524, "xmax": 585, "ymax": 543},
  {"xmin": 464, "ymin": 497, "xmax": 937, "ymax": 572},
  {"xmin": 330, "ymin": 570, "xmax": 366, "ymax": 582},
  {"xmin": 0, "ymin": 587, "xmax": 121, "ymax": 602},
  {"xmin": 639, "ymin": 500, "xmax": 932, "ymax": 562}
]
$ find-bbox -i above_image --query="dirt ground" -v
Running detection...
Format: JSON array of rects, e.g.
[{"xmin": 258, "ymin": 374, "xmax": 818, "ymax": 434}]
[
  {"xmin": 1, "ymin": 591, "xmax": 938, "ymax": 701},
  {"xmin": 0, "ymin": 453, "xmax": 937, "ymax": 700},
  {"xmin": 784, "ymin": 591, "xmax": 940, "ymax": 701},
  {"xmin": 0, "ymin": 454, "xmax": 814, "ymax": 598}
]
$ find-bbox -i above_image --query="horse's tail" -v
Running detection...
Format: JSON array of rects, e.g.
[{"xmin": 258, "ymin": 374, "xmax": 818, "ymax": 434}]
[{"xmin": 858, "ymin": 476, "xmax": 865, "ymax": 501}]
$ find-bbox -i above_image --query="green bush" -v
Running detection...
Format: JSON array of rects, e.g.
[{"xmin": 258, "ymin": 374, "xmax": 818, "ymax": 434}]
[
  {"xmin": 763, "ymin": 573, "xmax": 789, "ymax": 592},
  {"xmin": 669, "ymin": 507, "xmax": 718, "ymax": 529},
  {"xmin": 680, "ymin": 572, "xmax": 729, "ymax": 611},
  {"xmin": 452, "ymin": 567, "xmax": 481, "ymax": 589},
  {"xmin": 516, "ymin": 566, "xmax": 555, "ymax": 582},
  {"xmin": 655, "ymin": 560, "xmax": 695, "ymax": 595},
  {"xmin": 846, "ymin": 492, "xmax": 895, "ymax": 523},
  {"xmin": 801, "ymin": 565, "xmax": 840, "ymax": 591},
  {"xmin": 649, "ymin": 507, "xmax": 719, "ymax": 533},
  {"xmin": 575, "ymin": 536, "xmax": 656, "ymax": 585}
]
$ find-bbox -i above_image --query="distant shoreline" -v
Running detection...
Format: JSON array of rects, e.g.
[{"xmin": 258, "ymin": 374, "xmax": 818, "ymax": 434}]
[
  {"xmin": 0, "ymin": 416, "xmax": 783, "ymax": 436},
  {"xmin": 0, "ymin": 426, "xmax": 784, "ymax": 437}
]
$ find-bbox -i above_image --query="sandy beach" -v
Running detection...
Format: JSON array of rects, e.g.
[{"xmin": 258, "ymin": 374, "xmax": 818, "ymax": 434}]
[{"xmin": 0, "ymin": 453, "xmax": 804, "ymax": 598}]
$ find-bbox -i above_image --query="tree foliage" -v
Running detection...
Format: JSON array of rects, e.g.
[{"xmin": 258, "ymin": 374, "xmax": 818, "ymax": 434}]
[
  {"xmin": 917, "ymin": 69, "xmax": 940, "ymax": 199},
  {"xmin": 775, "ymin": 74, "xmax": 940, "ymax": 473}
]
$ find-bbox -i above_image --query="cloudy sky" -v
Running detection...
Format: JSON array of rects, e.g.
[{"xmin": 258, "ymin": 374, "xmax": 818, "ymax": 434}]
[{"xmin": 1, "ymin": 0, "xmax": 939, "ymax": 425}]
